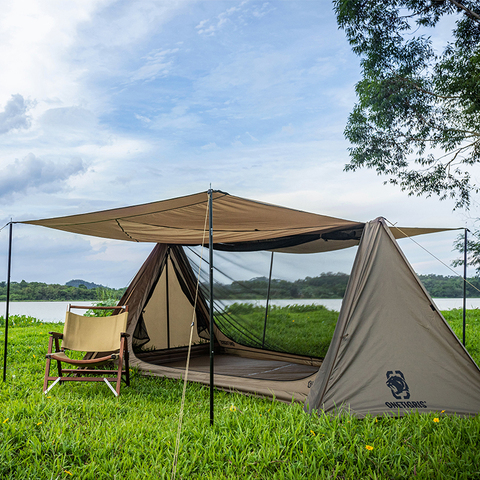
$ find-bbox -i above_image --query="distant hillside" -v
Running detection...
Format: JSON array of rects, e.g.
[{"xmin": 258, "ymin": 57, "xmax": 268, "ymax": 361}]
[
  {"xmin": 1, "ymin": 273, "xmax": 479, "ymax": 302},
  {"xmin": 212, "ymin": 273, "xmax": 350, "ymax": 300},
  {"xmin": 65, "ymin": 279, "xmax": 105, "ymax": 290},
  {"xmin": 0, "ymin": 280, "xmax": 125, "ymax": 302},
  {"xmin": 210, "ymin": 273, "xmax": 480, "ymax": 299}
]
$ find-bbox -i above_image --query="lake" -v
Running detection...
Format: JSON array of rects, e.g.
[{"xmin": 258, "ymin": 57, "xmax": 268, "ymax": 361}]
[{"xmin": 1, "ymin": 298, "xmax": 480, "ymax": 323}]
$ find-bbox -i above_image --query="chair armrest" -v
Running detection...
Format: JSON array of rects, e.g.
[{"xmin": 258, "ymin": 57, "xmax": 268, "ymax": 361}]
[
  {"xmin": 48, "ymin": 332, "xmax": 63, "ymax": 339},
  {"xmin": 121, "ymin": 333, "xmax": 130, "ymax": 338}
]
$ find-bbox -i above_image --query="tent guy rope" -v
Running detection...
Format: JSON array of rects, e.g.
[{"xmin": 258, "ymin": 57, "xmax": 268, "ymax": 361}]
[
  {"xmin": 387, "ymin": 220, "xmax": 480, "ymax": 296},
  {"xmin": 387, "ymin": 220, "xmax": 475, "ymax": 347}
]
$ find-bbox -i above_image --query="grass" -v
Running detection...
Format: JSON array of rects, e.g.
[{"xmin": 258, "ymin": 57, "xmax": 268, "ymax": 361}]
[
  {"xmin": 0, "ymin": 311, "xmax": 478, "ymax": 479},
  {"xmin": 441, "ymin": 309, "xmax": 480, "ymax": 362},
  {"xmin": 216, "ymin": 303, "xmax": 338, "ymax": 357}
]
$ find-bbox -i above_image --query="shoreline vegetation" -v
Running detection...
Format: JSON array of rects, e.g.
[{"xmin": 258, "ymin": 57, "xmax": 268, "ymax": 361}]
[
  {"xmin": 0, "ymin": 280, "xmax": 125, "ymax": 302},
  {"xmin": 2, "ymin": 273, "xmax": 480, "ymax": 302},
  {"xmin": 0, "ymin": 307, "xmax": 478, "ymax": 478}
]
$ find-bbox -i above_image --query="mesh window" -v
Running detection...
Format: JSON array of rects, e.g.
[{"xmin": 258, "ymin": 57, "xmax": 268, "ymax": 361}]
[{"xmin": 186, "ymin": 246, "xmax": 356, "ymax": 359}]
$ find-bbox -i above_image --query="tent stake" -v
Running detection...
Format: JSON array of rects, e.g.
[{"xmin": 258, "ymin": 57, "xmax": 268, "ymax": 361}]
[
  {"xmin": 3, "ymin": 222, "xmax": 13, "ymax": 383},
  {"xmin": 463, "ymin": 228, "xmax": 468, "ymax": 346},
  {"xmin": 262, "ymin": 252, "xmax": 274, "ymax": 348},
  {"xmin": 208, "ymin": 189, "xmax": 214, "ymax": 426}
]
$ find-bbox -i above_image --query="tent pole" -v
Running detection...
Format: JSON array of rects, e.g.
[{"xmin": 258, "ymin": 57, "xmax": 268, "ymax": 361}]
[
  {"xmin": 166, "ymin": 248, "xmax": 170, "ymax": 349},
  {"xmin": 463, "ymin": 228, "xmax": 468, "ymax": 346},
  {"xmin": 262, "ymin": 252, "xmax": 274, "ymax": 348},
  {"xmin": 208, "ymin": 189, "xmax": 214, "ymax": 426},
  {"xmin": 3, "ymin": 222, "xmax": 13, "ymax": 383}
]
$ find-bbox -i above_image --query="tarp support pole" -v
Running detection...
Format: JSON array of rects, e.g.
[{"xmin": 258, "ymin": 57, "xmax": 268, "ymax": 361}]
[
  {"xmin": 208, "ymin": 189, "xmax": 214, "ymax": 426},
  {"xmin": 262, "ymin": 252, "xmax": 274, "ymax": 349},
  {"xmin": 463, "ymin": 228, "xmax": 468, "ymax": 346},
  {"xmin": 3, "ymin": 222, "xmax": 13, "ymax": 383},
  {"xmin": 166, "ymin": 248, "xmax": 170, "ymax": 349}
]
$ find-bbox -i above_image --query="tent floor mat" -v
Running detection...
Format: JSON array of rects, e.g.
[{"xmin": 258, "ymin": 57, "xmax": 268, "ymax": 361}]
[{"xmin": 143, "ymin": 353, "xmax": 319, "ymax": 381}]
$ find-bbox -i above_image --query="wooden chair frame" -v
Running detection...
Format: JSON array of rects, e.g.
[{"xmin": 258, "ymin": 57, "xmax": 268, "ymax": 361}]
[{"xmin": 43, "ymin": 305, "xmax": 130, "ymax": 397}]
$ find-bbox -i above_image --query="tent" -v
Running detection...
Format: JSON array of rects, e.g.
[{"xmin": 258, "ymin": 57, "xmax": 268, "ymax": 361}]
[
  {"xmin": 305, "ymin": 218, "xmax": 480, "ymax": 417},
  {"xmin": 117, "ymin": 243, "xmax": 323, "ymax": 403},
  {"xmin": 9, "ymin": 190, "xmax": 479, "ymax": 416}
]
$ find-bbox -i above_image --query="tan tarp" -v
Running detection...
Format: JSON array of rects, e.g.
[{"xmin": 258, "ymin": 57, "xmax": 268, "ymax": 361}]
[
  {"xmin": 21, "ymin": 190, "xmax": 456, "ymax": 252},
  {"xmin": 305, "ymin": 218, "xmax": 480, "ymax": 417}
]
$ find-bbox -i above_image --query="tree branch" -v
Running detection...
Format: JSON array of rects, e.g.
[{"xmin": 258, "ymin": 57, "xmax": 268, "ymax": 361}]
[
  {"xmin": 447, "ymin": 0, "xmax": 480, "ymax": 22},
  {"xmin": 395, "ymin": 75, "xmax": 461, "ymax": 100}
]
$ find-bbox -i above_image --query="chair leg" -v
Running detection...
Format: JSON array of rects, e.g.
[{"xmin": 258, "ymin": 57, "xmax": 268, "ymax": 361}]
[
  {"xmin": 54, "ymin": 339, "xmax": 63, "ymax": 383},
  {"xmin": 43, "ymin": 336, "xmax": 54, "ymax": 393},
  {"xmin": 125, "ymin": 344, "xmax": 130, "ymax": 387},
  {"xmin": 44, "ymin": 377, "xmax": 61, "ymax": 395},
  {"xmin": 115, "ymin": 337, "xmax": 126, "ymax": 396},
  {"xmin": 104, "ymin": 378, "xmax": 119, "ymax": 397},
  {"xmin": 43, "ymin": 357, "xmax": 51, "ymax": 393}
]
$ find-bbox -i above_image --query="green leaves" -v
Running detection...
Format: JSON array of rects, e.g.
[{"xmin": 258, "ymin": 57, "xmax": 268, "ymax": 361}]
[{"xmin": 335, "ymin": 0, "xmax": 480, "ymax": 208}]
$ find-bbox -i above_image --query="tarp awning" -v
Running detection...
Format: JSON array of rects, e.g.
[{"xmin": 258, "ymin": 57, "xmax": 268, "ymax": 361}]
[{"xmin": 21, "ymin": 190, "xmax": 459, "ymax": 253}]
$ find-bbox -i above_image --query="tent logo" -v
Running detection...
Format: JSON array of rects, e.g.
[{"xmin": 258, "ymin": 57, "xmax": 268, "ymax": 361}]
[{"xmin": 386, "ymin": 371, "xmax": 410, "ymax": 400}]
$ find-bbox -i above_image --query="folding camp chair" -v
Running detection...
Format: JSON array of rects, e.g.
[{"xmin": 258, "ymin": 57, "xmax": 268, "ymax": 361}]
[{"xmin": 43, "ymin": 305, "xmax": 130, "ymax": 396}]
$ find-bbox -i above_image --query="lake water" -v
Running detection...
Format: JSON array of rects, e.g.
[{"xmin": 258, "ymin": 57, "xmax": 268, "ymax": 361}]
[
  {"xmin": 0, "ymin": 301, "xmax": 95, "ymax": 323},
  {"xmin": 1, "ymin": 298, "xmax": 479, "ymax": 323}
]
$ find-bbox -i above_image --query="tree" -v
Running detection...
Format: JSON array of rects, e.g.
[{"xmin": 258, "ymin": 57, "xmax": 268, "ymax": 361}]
[{"xmin": 335, "ymin": 0, "xmax": 480, "ymax": 208}]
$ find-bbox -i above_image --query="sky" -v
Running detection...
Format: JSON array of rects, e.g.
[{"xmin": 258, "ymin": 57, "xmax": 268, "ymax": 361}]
[{"xmin": 0, "ymin": 0, "xmax": 478, "ymax": 289}]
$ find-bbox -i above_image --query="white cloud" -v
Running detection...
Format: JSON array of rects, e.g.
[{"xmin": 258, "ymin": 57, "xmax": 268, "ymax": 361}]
[
  {"xmin": 135, "ymin": 113, "xmax": 151, "ymax": 124},
  {"xmin": 150, "ymin": 109, "xmax": 204, "ymax": 131},
  {"xmin": 245, "ymin": 132, "xmax": 259, "ymax": 142},
  {"xmin": 0, "ymin": 0, "xmax": 101, "ymax": 108},
  {"xmin": 40, "ymin": 106, "xmax": 98, "ymax": 130},
  {"xmin": 251, "ymin": 2, "xmax": 275, "ymax": 18},
  {"xmin": 0, "ymin": 153, "xmax": 87, "ymax": 200},
  {"xmin": 0, "ymin": 94, "xmax": 32, "ymax": 134},
  {"xmin": 195, "ymin": 0, "xmax": 270, "ymax": 36},
  {"xmin": 128, "ymin": 48, "xmax": 179, "ymax": 83},
  {"xmin": 201, "ymin": 142, "xmax": 218, "ymax": 150}
]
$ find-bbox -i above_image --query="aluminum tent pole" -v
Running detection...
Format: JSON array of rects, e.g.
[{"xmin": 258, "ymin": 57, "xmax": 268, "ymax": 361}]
[
  {"xmin": 262, "ymin": 252, "xmax": 274, "ymax": 349},
  {"xmin": 166, "ymin": 248, "xmax": 170, "ymax": 349},
  {"xmin": 463, "ymin": 228, "xmax": 468, "ymax": 346},
  {"xmin": 3, "ymin": 222, "xmax": 13, "ymax": 382},
  {"xmin": 208, "ymin": 189, "xmax": 214, "ymax": 426}
]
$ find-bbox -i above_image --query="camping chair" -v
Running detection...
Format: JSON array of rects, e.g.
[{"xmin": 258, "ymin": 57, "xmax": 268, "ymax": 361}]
[{"xmin": 43, "ymin": 305, "xmax": 130, "ymax": 397}]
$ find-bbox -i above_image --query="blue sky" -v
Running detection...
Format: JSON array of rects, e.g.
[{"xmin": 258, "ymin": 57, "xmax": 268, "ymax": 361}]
[{"xmin": 0, "ymin": 0, "xmax": 475, "ymax": 288}]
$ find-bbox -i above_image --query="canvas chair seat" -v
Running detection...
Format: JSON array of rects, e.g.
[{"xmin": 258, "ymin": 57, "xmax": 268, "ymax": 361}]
[{"xmin": 43, "ymin": 305, "xmax": 130, "ymax": 396}]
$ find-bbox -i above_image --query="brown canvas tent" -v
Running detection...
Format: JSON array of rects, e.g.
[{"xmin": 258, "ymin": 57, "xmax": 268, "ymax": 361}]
[
  {"xmin": 117, "ymin": 243, "xmax": 322, "ymax": 403},
  {"xmin": 12, "ymin": 190, "xmax": 479, "ymax": 416},
  {"xmin": 305, "ymin": 218, "xmax": 480, "ymax": 417}
]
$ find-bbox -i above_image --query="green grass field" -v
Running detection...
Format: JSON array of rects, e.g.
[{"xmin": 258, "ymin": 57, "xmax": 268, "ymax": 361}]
[
  {"xmin": 216, "ymin": 303, "xmax": 338, "ymax": 357},
  {"xmin": 0, "ymin": 311, "xmax": 479, "ymax": 479}
]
